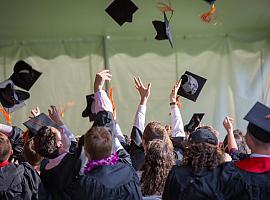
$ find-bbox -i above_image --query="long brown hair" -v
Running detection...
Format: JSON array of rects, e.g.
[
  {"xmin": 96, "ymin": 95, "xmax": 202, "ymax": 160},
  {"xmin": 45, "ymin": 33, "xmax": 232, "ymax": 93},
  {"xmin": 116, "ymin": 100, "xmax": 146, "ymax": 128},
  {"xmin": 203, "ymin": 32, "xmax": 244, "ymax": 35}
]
[
  {"xmin": 182, "ymin": 142, "xmax": 222, "ymax": 171},
  {"xmin": 141, "ymin": 138, "xmax": 174, "ymax": 196}
]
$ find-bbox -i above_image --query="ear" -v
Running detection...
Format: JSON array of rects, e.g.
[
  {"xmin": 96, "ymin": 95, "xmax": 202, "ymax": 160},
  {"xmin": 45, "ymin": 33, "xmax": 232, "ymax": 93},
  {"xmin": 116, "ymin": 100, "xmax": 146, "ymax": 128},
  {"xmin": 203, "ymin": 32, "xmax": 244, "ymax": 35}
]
[
  {"xmin": 10, "ymin": 149, "xmax": 13, "ymax": 156},
  {"xmin": 56, "ymin": 141, "xmax": 63, "ymax": 148}
]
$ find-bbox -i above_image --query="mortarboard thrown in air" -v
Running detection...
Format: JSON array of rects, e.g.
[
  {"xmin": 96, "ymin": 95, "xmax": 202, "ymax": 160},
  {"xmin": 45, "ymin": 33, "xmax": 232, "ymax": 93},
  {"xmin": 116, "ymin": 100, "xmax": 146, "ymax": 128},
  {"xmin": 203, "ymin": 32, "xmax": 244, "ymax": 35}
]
[
  {"xmin": 23, "ymin": 113, "xmax": 60, "ymax": 135},
  {"xmin": 0, "ymin": 79, "xmax": 30, "ymax": 113},
  {"xmin": 9, "ymin": 60, "xmax": 42, "ymax": 91},
  {"xmin": 82, "ymin": 94, "xmax": 96, "ymax": 122},
  {"xmin": 152, "ymin": 12, "xmax": 173, "ymax": 48},
  {"xmin": 177, "ymin": 71, "xmax": 207, "ymax": 102},
  {"xmin": 244, "ymin": 102, "xmax": 270, "ymax": 143},
  {"xmin": 184, "ymin": 113, "xmax": 205, "ymax": 133},
  {"xmin": 105, "ymin": 0, "xmax": 138, "ymax": 26},
  {"xmin": 203, "ymin": 0, "xmax": 216, "ymax": 5}
]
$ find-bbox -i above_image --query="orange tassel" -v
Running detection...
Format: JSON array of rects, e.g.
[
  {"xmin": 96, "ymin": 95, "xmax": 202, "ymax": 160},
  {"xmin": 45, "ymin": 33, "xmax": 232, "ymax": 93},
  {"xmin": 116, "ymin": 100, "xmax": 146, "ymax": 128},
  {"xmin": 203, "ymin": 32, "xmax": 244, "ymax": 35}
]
[
  {"xmin": 176, "ymin": 96, "xmax": 182, "ymax": 109},
  {"xmin": 59, "ymin": 101, "xmax": 75, "ymax": 117},
  {"xmin": 0, "ymin": 107, "xmax": 12, "ymax": 125},
  {"xmin": 201, "ymin": 4, "xmax": 216, "ymax": 23},
  {"xmin": 109, "ymin": 87, "xmax": 116, "ymax": 115},
  {"xmin": 157, "ymin": 2, "xmax": 174, "ymax": 13}
]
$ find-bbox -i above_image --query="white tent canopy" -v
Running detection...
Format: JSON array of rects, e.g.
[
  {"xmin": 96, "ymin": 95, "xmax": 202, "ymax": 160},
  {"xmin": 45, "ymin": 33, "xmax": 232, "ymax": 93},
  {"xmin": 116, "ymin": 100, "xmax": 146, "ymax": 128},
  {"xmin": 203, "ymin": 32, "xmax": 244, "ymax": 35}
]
[{"xmin": 0, "ymin": 0, "xmax": 270, "ymax": 138}]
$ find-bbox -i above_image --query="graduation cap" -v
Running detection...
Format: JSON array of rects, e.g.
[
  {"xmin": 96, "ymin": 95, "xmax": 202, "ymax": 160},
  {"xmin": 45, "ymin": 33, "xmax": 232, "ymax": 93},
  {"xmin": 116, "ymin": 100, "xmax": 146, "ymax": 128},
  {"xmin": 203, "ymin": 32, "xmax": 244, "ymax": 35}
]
[
  {"xmin": 177, "ymin": 71, "xmax": 207, "ymax": 102},
  {"xmin": 105, "ymin": 0, "xmax": 138, "ymax": 26},
  {"xmin": 0, "ymin": 79, "xmax": 30, "ymax": 113},
  {"xmin": 82, "ymin": 94, "xmax": 96, "ymax": 122},
  {"xmin": 185, "ymin": 113, "xmax": 205, "ymax": 133},
  {"xmin": 244, "ymin": 102, "xmax": 270, "ymax": 143},
  {"xmin": 152, "ymin": 12, "xmax": 173, "ymax": 48},
  {"xmin": 188, "ymin": 128, "xmax": 218, "ymax": 145},
  {"xmin": 203, "ymin": 0, "xmax": 216, "ymax": 5},
  {"xmin": 23, "ymin": 113, "xmax": 60, "ymax": 135},
  {"xmin": 9, "ymin": 60, "xmax": 42, "ymax": 91}
]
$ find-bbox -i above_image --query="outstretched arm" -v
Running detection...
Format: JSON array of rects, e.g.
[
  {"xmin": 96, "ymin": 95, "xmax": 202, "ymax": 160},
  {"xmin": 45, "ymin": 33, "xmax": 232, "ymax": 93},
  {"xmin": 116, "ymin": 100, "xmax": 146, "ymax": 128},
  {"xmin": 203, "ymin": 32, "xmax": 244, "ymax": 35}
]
[
  {"xmin": 170, "ymin": 80, "xmax": 185, "ymax": 137},
  {"xmin": 223, "ymin": 116, "xmax": 237, "ymax": 151},
  {"xmin": 48, "ymin": 105, "xmax": 76, "ymax": 142},
  {"xmin": 131, "ymin": 77, "xmax": 151, "ymax": 145}
]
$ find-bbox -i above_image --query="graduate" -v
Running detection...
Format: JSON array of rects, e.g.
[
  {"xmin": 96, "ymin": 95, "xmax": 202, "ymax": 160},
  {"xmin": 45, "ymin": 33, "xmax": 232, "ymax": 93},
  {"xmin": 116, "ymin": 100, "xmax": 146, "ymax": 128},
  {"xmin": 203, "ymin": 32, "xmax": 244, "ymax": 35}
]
[{"xmin": 220, "ymin": 102, "xmax": 270, "ymax": 199}]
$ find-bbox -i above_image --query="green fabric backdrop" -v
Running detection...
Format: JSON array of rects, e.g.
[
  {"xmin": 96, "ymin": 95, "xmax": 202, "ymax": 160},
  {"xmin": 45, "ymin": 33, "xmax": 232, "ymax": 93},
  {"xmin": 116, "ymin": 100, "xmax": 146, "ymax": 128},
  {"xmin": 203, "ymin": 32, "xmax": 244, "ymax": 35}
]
[{"xmin": 0, "ymin": 35, "xmax": 270, "ymax": 139}]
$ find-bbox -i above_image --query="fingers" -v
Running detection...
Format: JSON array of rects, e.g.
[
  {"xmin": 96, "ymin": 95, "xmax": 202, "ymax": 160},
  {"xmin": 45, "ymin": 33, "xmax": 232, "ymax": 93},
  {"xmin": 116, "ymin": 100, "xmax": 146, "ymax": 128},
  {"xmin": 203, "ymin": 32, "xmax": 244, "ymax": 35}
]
[
  {"xmin": 137, "ymin": 77, "xmax": 144, "ymax": 88},
  {"xmin": 134, "ymin": 77, "xmax": 140, "ymax": 89},
  {"xmin": 147, "ymin": 83, "xmax": 151, "ymax": 90}
]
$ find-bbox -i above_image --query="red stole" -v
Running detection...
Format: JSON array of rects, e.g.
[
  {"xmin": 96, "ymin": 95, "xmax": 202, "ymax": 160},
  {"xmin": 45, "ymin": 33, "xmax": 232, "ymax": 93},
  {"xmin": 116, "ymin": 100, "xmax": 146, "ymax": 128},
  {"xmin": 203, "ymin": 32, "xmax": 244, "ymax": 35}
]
[
  {"xmin": 235, "ymin": 157, "xmax": 270, "ymax": 173},
  {"xmin": 0, "ymin": 160, "xmax": 10, "ymax": 168}
]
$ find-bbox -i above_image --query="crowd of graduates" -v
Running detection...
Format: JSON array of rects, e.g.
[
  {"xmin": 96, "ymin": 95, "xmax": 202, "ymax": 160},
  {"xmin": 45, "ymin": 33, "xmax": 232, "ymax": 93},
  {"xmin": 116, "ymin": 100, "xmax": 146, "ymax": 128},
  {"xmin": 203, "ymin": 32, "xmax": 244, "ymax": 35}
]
[{"xmin": 0, "ymin": 66, "xmax": 270, "ymax": 200}]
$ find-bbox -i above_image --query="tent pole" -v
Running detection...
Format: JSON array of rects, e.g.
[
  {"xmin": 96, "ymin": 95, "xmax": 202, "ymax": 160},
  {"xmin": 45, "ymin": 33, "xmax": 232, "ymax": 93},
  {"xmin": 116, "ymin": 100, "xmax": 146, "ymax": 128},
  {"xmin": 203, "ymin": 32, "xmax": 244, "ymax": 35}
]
[{"xmin": 102, "ymin": 35, "xmax": 110, "ymax": 91}]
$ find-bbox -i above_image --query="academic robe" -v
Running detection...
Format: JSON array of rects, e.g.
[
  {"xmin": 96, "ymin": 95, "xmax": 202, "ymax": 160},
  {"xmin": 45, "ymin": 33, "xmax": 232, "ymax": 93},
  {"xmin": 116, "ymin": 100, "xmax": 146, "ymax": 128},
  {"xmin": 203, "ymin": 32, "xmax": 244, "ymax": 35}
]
[
  {"xmin": 162, "ymin": 157, "xmax": 270, "ymax": 200},
  {"xmin": 0, "ymin": 162, "xmax": 43, "ymax": 200},
  {"xmin": 73, "ymin": 162, "xmax": 143, "ymax": 200}
]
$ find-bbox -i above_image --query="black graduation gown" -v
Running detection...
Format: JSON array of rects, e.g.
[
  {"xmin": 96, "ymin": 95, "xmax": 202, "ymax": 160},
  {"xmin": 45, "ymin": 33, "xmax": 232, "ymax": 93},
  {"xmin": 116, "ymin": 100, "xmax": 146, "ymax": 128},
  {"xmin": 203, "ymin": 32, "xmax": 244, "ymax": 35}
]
[
  {"xmin": 8, "ymin": 126, "xmax": 24, "ymax": 163},
  {"xmin": 220, "ymin": 159, "xmax": 270, "ymax": 200},
  {"xmin": 163, "ymin": 159, "xmax": 270, "ymax": 200},
  {"xmin": 0, "ymin": 162, "xmax": 43, "ymax": 200},
  {"xmin": 162, "ymin": 165, "xmax": 223, "ymax": 200},
  {"xmin": 40, "ymin": 145, "xmax": 83, "ymax": 200},
  {"xmin": 74, "ymin": 162, "xmax": 143, "ymax": 200}
]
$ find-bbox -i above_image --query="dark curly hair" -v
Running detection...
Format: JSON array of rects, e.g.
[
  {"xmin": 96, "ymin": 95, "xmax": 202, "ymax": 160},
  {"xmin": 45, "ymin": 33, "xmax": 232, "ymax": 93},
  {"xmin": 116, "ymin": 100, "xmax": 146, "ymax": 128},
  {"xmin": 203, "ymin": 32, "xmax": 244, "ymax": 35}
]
[
  {"xmin": 181, "ymin": 142, "xmax": 222, "ymax": 172},
  {"xmin": 140, "ymin": 139, "xmax": 175, "ymax": 196},
  {"xmin": 33, "ymin": 126, "xmax": 58, "ymax": 158}
]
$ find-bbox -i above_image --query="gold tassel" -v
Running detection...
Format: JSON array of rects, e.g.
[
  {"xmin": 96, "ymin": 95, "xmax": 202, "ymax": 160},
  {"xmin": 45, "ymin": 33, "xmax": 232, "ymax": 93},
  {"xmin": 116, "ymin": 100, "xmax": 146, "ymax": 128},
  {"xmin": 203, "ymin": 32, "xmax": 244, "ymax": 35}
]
[
  {"xmin": 157, "ymin": 2, "xmax": 174, "ymax": 13},
  {"xmin": 201, "ymin": 4, "xmax": 216, "ymax": 23},
  {"xmin": 0, "ymin": 107, "xmax": 12, "ymax": 125}
]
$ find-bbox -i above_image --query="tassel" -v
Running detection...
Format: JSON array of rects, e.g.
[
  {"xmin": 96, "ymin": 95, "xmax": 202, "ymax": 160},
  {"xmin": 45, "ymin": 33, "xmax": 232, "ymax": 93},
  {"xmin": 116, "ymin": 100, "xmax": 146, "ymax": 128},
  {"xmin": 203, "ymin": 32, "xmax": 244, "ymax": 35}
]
[
  {"xmin": 201, "ymin": 4, "xmax": 216, "ymax": 23},
  {"xmin": 0, "ymin": 107, "xmax": 12, "ymax": 125},
  {"xmin": 109, "ymin": 87, "xmax": 116, "ymax": 115},
  {"xmin": 59, "ymin": 101, "xmax": 75, "ymax": 117},
  {"xmin": 157, "ymin": 2, "xmax": 174, "ymax": 13}
]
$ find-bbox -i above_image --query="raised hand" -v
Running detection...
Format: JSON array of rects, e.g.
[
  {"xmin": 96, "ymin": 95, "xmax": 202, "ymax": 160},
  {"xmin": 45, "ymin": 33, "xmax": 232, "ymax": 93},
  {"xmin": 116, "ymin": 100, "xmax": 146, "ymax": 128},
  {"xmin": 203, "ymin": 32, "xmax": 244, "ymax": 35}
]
[
  {"xmin": 134, "ymin": 77, "xmax": 151, "ymax": 105},
  {"xmin": 223, "ymin": 116, "xmax": 234, "ymax": 134},
  {"xmin": 30, "ymin": 107, "xmax": 41, "ymax": 118},
  {"xmin": 170, "ymin": 79, "xmax": 181, "ymax": 104},
  {"xmin": 48, "ymin": 105, "xmax": 63, "ymax": 126},
  {"xmin": 94, "ymin": 70, "xmax": 112, "ymax": 93}
]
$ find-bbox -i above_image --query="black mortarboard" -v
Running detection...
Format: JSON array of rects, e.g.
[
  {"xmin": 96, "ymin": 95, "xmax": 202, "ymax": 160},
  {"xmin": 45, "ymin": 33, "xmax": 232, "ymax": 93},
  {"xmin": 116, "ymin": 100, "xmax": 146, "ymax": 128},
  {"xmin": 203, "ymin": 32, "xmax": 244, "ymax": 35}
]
[
  {"xmin": 244, "ymin": 102, "xmax": 270, "ymax": 143},
  {"xmin": 23, "ymin": 113, "xmax": 60, "ymax": 135},
  {"xmin": 203, "ymin": 0, "xmax": 216, "ymax": 5},
  {"xmin": 82, "ymin": 94, "xmax": 96, "ymax": 121},
  {"xmin": 152, "ymin": 12, "xmax": 173, "ymax": 48},
  {"xmin": 105, "ymin": 0, "xmax": 138, "ymax": 26},
  {"xmin": 185, "ymin": 113, "xmax": 205, "ymax": 133},
  {"xmin": 177, "ymin": 71, "xmax": 207, "ymax": 102},
  {"xmin": 189, "ymin": 128, "xmax": 218, "ymax": 145},
  {"xmin": 0, "ymin": 80, "xmax": 30, "ymax": 113},
  {"xmin": 9, "ymin": 60, "xmax": 42, "ymax": 91}
]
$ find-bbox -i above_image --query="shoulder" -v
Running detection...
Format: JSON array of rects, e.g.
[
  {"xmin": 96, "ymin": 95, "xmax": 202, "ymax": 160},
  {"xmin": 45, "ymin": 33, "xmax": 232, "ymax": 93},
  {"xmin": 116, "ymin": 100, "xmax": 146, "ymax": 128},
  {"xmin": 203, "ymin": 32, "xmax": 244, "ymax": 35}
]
[{"xmin": 82, "ymin": 162, "xmax": 139, "ymax": 187}]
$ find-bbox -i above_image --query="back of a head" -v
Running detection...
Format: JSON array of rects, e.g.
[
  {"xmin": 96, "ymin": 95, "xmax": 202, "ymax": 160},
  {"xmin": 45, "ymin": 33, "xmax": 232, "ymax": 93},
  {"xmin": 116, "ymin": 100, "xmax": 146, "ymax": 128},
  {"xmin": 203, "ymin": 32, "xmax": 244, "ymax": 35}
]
[
  {"xmin": 143, "ymin": 122, "xmax": 169, "ymax": 147},
  {"xmin": 0, "ymin": 132, "xmax": 11, "ymax": 163},
  {"xmin": 84, "ymin": 127, "xmax": 112, "ymax": 160},
  {"xmin": 23, "ymin": 138, "xmax": 42, "ymax": 167},
  {"xmin": 247, "ymin": 123, "xmax": 270, "ymax": 151},
  {"xmin": 33, "ymin": 126, "xmax": 58, "ymax": 159},
  {"xmin": 141, "ymin": 139, "xmax": 174, "ymax": 196},
  {"xmin": 183, "ymin": 128, "xmax": 221, "ymax": 171}
]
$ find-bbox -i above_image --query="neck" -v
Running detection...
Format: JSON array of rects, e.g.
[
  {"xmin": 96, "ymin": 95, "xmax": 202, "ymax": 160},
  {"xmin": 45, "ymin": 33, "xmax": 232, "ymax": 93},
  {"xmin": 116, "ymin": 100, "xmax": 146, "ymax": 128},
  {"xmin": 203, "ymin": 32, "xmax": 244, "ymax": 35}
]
[{"xmin": 251, "ymin": 149, "xmax": 270, "ymax": 155}]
